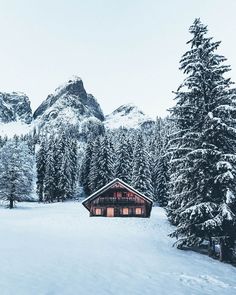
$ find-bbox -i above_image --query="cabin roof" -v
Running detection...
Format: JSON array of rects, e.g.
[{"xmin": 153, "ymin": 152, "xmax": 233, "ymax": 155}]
[{"xmin": 82, "ymin": 178, "xmax": 153, "ymax": 207}]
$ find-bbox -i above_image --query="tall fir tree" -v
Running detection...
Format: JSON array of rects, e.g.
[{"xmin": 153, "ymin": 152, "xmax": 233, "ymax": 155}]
[
  {"xmin": 167, "ymin": 19, "xmax": 236, "ymax": 261},
  {"xmin": 36, "ymin": 140, "xmax": 47, "ymax": 202},
  {"xmin": 0, "ymin": 139, "xmax": 34, "ymax": 208},
  {"xmin": 131, "ymin": 133, "xmax": 154, "ymax": 198},
  {"xmin": 44, "ymin": 135, "xmax": 57, "ymax": 202},
  {"xmin": 96, "ymin": 135, "xmax": 114, "ymax": 189},
  {"xmin": 88, "ymin": 137, "xmax": 101, "ymax": 194},
  {"xmin": 80, "ymin": 140, "xmax": 94, "ymax": 196},
  {"xmin": 115, "ymin": 132, "xmax": 133, "ymax": 184},
  {"xmin": 155, "ymin": 154, "xmax": 169, "ymax": 206}
]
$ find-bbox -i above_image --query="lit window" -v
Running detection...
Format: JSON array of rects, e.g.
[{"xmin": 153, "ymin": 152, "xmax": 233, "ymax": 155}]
[
  {"xmin": 123, "ymin": 208, "xmax": 129, "ymax": 215},
  {"xmin": 95, "ymin": 208, "xmax": 102, "ymax": 215},
  {"xmin": 135, "ymin": 208, "xmax": 142, "ymax": 215}
]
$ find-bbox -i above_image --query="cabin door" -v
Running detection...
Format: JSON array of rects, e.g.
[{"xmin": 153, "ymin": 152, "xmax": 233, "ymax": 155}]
[{"xmin": 107, "ymin": 207, "xmax": 114, "ymax": 217}]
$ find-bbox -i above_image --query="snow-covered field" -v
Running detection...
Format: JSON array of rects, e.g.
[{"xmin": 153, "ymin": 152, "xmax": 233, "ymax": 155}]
[{"xmin": 0, "ymin": 202, "xmax": 235, "ymax": 295}]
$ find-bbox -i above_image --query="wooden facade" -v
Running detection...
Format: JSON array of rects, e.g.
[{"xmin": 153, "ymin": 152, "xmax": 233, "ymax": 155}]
[{"xmin": 82, "ymin": 178, "xmax": 153, "ymax": 218}]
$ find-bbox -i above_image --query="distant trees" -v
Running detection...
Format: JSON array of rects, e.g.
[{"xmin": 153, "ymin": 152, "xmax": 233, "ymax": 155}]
[
  {"xmin": 114, "ymin": 132, "xmax": 133, "ymax": 184},
  {"xmin": 36, "ymin": 139, "xmax": 47, "ymax": 202},
  {"xmin": 36, "ymin": 132, "xmax": 78, "ymax": 202},
  {"xmin": 131, "ymin": 133, "xmax": 153, "ymax": 198},
  {"xmin": 151, "ymin": 117, "xmax": 171, "ymax": 206},
  {"xmin": 166, "ymin": 18, "xmax": 236, "ymax": 262},
  {"xmin": 79, "ymin": 131, "xmax": 156, "ymax": 199},
  {"xmin": 0, "ymin": 139, "xmax": 34, "ymax": 208},
  {"xmin": 80, "ymin": 135, "xmax": 114, "ymax": 195}
]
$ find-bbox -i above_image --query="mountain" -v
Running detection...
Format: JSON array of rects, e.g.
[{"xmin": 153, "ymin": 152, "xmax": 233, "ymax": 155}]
[
  {"xmin": 0, "ymin": 78, "xmax": 155, "ymax": 138},
  {"xmin": 0, "ymin": 92, "xmax": 32, "ymax": 124},
  {"xmin": 0, "ymin": 92, "xmax": 32, "ymax": 137},
  {"xmin": 33, "ymin": 76, "xmax": 105, "ymax": 140},
  {"xmin": 104, "ymin": 103, "xmax": 155, "ymax": 129}
]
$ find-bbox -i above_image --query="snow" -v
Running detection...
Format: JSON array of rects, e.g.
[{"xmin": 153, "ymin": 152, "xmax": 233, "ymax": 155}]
[
  {"xmin": 105, "ymin": 103, "xmax": 154, "ymax": 129},
  {"xmin": 0, "ymin": 202, "xmax": 235, "ymax": 295},
  {"xmin": 0, "ymin": 121, "xmax": 31, "ymax": 137}
]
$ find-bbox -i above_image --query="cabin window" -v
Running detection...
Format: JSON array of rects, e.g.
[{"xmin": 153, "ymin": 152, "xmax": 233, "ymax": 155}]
[
  {"xmin": 95, "ymin": 208, "xmax": 102, "ymax": 215},
  {"xmin": 135, "ymin": 208, "xmax": 142, "ymax": 215},
  {"xmin": 122, "ymin": 208, "xmax": 129, "ymax": 215}
]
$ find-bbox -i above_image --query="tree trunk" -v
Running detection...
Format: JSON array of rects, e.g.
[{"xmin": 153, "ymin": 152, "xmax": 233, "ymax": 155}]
[
  {"xmin": 208, "ymin": 237, "xmax": 215, "ymax": 257},
  {"xmin": 9, "ymin": 199, "xmax": 14, "ymax": 209},
  {"xmin": 219, "ymin": 237, "xmax": 232, "ymax": 262}
]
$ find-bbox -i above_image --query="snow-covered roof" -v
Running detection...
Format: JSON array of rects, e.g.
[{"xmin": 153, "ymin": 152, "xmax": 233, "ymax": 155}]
[{"xmin": 82, "ymin": 178, "xmax": 153, "ymax": 206}]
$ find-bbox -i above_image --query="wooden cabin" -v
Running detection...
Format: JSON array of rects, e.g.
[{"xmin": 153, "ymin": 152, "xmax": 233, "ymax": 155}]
[{"xmin": 82, "ymin": 178, "xmax": 153, "ymax": 218}]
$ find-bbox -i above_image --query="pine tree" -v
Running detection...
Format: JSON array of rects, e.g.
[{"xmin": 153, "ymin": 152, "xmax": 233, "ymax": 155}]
[
  {"xmin": 131, "ymin": 133, "xmax": 153, "ymax": 198},
  {"xmin": 152, "ymin": 118, "xmax": 172, "ymax": 205},
  {"xmin": 36, "ymin": 140, "xmax": 47, "ymax": 202},
  {"xmin": 88, "ymin": 137, "xmax": 101, "ymax": 194},
  {"xmin": 96, "ymin": 135, "xmax": 114, "ymax": 189},
  {"xmin": 69, "ymin": 138, "xmax": 78, "ymax": 195},
  {"xmin": 0, "ymin": 139, "xmax": 34, "ymax": 208},
  {"xmin": 115, "ymin": 132, "xmax": 133, "ymax": 184},
  {"xmin": 167, "ymin": 19, "xmax": 236, "ymax": 261},
  {"xmin": 80, "ymin": 140, "xmax": 94, "ymax": 196},
  {"xmin": 155, "ymin": 155, "xmax": 169, "ymax": 206},
  {"xmin": 44, "ymin": 136, "xmax": 57, "ymax": 202},
  {"xmin": 58, "ymin": 145, "xmax": 73, "ymax": 200}
]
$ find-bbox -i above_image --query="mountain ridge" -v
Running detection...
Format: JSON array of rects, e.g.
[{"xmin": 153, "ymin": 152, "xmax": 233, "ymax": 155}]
[{"xmin": 0, "ymin": 77, "xmax": 154, "ymax": 137}]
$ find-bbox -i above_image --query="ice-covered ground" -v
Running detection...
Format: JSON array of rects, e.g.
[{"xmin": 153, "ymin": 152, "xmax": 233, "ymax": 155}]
[{"xmin": 0, "ymin": 202, "xmax": 235, "ymax": 295}]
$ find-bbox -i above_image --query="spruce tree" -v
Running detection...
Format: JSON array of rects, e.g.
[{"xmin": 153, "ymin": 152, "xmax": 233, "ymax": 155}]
[
  {"xmin": 131, "ymin": 133, "xmax": 153, "ymax": 198},
  {"xmin": 167, "ymin": 19, "xmax": 236, "ymax": 261},
  {"xmin": 44, "ymin": 136, "xmax": 57, "ymax": 202},
  {"xmin": 0, "ymin": 139, "xmax": 34, "ymax": 208},
  {"xmin": 88, "ymin": 137, "xmax": 101, "ymax": 194},
  {"xmin": 115, "ymin": 132, "xmax": 133, "ymax": 184},
  {"xmin": 96, "ymin": 135, "xmax": 114, "ymax": 189},
  {"xmin": 36, "ymin": 140, "xmax": 47, "ymax": 202},
  {"xmin": 155, "ymin": 155, "xmax": 169, "ymax": 206},
  {"xmin": 80, "ymin": 140, "xmax": 94, "ymax": 196}
]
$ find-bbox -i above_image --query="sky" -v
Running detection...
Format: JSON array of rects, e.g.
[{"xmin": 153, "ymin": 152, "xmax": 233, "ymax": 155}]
[{"xmin": 0, "ymin": 0, "xmax": 236, "ymax": 118}]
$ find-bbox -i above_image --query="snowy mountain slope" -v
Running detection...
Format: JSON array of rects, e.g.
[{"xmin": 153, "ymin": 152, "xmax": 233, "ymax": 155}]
[
  {"xmin": 33, "ymin": 76, "xmax": 104, "ymax": 136},
  {"xmin": 0, "ymin": 92, "xmax": 32, "ymax": 124},
  {"xmin": 105, "ymin": 103, "xmax": 155, "ymax": 129},
  {"xmin": 0, "ymin": 92, "xmax": 33, "ymax": 137},
  {"xmin": 0, "ymin": 121, "xmax": 32, "ymax": 137},
  {"xmin": 0, "ymin": 202, "xmax": 235, "ymax": 295}
]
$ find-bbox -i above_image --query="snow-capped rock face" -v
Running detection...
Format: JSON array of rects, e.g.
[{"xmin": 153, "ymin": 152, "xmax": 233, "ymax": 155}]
[
  {"xmin": 0, "ymin": 92, "xmax": 32, "ymax": 124},
  {"xmin": 105, "ymin": 103, "xmax": 155, "ymax": 129},
  {"xmin": 33, "ymin": 76, "xmax": 105, "ymax": 136}
]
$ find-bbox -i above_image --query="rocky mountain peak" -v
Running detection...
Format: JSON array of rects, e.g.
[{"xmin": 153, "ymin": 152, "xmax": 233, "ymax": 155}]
[
  {"xmin": 53, "ymin": 76, "xmax": 86, "ymax": 98},
  {"xmin": 112, "ymin": 103, "xmax": 145, "ymax": 116},
  {"xmin": 33, "ymin": 77, "xmax": 105, "ymax": 138},
  {"xmin": 105, "ymin": 103, "xmax": 154, "ymax": 129},
  {"xmin": 0, "ymin": 92, "xmax": 32, "ymax": 124}
]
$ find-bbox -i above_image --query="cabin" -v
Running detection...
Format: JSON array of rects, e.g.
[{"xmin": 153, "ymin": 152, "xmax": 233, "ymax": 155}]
[{"xmin": 82, "ymin": 178, "xmax": 153, "ymax": 218}]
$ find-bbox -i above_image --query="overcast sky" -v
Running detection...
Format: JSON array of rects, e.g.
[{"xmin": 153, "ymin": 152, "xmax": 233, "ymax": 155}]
[{"xmin": 0, "ymin": 0, "xmax": 236, "ymax": 118}]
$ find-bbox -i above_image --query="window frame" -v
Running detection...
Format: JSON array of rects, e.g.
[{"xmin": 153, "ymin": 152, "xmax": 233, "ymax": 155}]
[
  {"xmin": 122, "ymin": 207, "xmax": 129, "ymax": 215},
  {"xmin": 135, "ymin": 208, "xmax": 142, "ymax": 215},
  {"xmin": 95, "ymin": 208, "xmax": 102, "ymax": 215}
]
